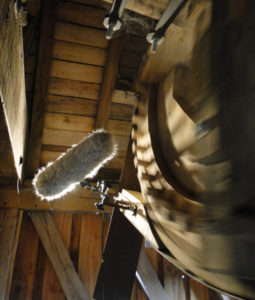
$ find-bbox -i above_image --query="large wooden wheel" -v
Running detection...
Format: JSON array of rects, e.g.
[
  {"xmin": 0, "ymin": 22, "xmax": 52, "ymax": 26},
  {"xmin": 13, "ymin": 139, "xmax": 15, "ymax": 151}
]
[{"xmin": 132, "ymin": 1, "xmax": 255, "ymax": 299}]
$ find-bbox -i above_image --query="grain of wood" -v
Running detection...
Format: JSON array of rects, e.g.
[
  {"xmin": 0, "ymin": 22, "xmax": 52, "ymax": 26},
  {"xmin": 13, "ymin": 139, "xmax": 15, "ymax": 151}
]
[
  {"xmin": 106, "ymin": 119, "xmax": 132, "ymax": 136},
  {"xmin": 30, "ymin": 212, "xmax": 90, "ymax": 300},
  {"xmin": 78, "ymin": 214, "xmax": 110, "ymax": 299},
  {"xmin": 44, "ymin": 112, "xmax": 96, "ymax": 131},
  {"xmin": 41, "ymin": 213, "xmax": 72, "ymax": 300},
  {"xmin": 112, "ymin": 90, "xmax": 138, "ymax": 105},
  {"xmin": 70, "ymin": 214, "xmax": 82, "ymax": 271},
  {"xmin": 55, "ymin": 22, "xmax": 108, "ymax": 48},
  {"xmin": 0, "ymin": 0, "xmax": 27, "ymax": 179},
  {"xmin": 53, "ymin": 40, "xmax": 107, "ymax": 66},
  {"xmin": 0, "ymin": 209, "xmax": 21, "ymax": 299},
  {"xmin": 57, "ymin": 1, "xmax": 105, "ymax": 28},
  {"xmin": 9, "ymin": 215, "xmax": 39, "ymax": 300},
  {"xmin": 0, "ymin": 106, "xmax": 17, "ymax": 182},
  {"xmin": 46, "ymin": 94, "xmax": 99, "ymax": 116},
  {"xmin": 48, "ymin": 77, "xmax": 101, "ymax": 100},
  {"xmin": 50, "ymin": 60, "xmax": 104, "ymax": 84},
  {"xmin": 110, "ymin": 102, "xmax": 134, "ymax": 121}
]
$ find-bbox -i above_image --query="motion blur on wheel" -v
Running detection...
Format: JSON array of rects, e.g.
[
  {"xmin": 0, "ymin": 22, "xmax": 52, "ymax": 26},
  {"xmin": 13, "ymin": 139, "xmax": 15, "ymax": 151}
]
[{"xmin": 132, "ymin": 0, "xmax": 255, "ymax": 298}]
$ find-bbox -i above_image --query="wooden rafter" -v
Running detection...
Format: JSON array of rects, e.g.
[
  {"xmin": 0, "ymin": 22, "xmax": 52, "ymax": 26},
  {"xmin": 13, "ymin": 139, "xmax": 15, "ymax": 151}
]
[
  {"xmin": 26, "ymin": 0, "xmax": 59, "ymax": 178},
  {"xmin": 96, "ymin": 35, "xmax": 126, "ymax": 129},
  {"xmin": 30, "ymin": 212, "xmax": 89, "ymax": 300}
]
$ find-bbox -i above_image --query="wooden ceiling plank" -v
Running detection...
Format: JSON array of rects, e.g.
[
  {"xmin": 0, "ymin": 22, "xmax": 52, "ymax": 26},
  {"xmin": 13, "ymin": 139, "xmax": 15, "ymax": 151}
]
[
  {"xmin": 55, "ymin": 22, "xmax": 108, "ymax": 48},
  {"xmin": 57, "ymin": 1, "xmax": 105, "ymax": 29},
  {"xmin": 50, "ymin": 60, "xmax": 104, "ymax": 84},
  {"xmin": 96, "ymin": 36, "xmax": 126, "ymax": 129},
  {"xmin": 0, "ymin": 209, "xmax": 23, "ymax": 299},
  {"xmin": 53, "ymin": 40, "xmax": 107, "ymax": 66},
  {"xmin": 26, "ymin": 0, "xmax": 59, "ymax": 178},
  {"xmin": 46, "ymin": 94, "xmax": 99, "ymax": 117},
  {"xmin": 136, "ymin": 249, "xmax": 169, "ymax": 300},
  {"xmin": 48, "ymin": 77, "xmax": 101, "ymax": 100},
  {"xmin": 30, "ymin": 212, "xmax": 90, "ymax": 300}
]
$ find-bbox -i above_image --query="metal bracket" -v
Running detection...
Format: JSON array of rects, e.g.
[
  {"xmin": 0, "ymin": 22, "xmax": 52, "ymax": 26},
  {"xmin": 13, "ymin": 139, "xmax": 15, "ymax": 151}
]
[
  {"xmin": 103, "ymin": 0, "xmax": 127, "ymax": 39},
  {"xmin": 146, "ymin": 0, "xmax": 187, "ymax": 53},
  {"xmin": 80, "ymin": 180, "xmax": 137, "ymax": 213}
]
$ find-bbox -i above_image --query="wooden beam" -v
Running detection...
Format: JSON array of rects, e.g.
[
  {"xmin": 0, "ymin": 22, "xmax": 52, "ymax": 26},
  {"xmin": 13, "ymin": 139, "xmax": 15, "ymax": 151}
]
[
  {"xmin": 136, "ymin": 249, "xmax": 169, "ymax": 300},
  {"xmin": 26, "ymin": 0, "xmax": 59, "ymax": 178},
  {"xmin": 0, "ymin": 184, "xmax": 113, "ymax": 213},
  {"xmin": 30, "ymin": 212, "xmax": 89, "ymax": 300},
  {"xmin": 96, "ymin": 36, "xmax": 126, "ymax": 129},
  {"xmin": 0, "ymin": 0, "xmax": 27, "ymax": 180},
  {"xmin": 0, "ymin": 209, "xmax": 23, "ymax": 299}
]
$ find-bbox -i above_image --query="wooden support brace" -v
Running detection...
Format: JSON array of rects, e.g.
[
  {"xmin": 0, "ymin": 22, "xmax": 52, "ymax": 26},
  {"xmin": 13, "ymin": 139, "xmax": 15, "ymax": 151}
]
[
  {"xmin": 0, "ymin": 209, "xmax": 23, "ymax": 299},
  {"xmin": 30, "ymin": 211, "xmax": 89, "ymax": 300}
]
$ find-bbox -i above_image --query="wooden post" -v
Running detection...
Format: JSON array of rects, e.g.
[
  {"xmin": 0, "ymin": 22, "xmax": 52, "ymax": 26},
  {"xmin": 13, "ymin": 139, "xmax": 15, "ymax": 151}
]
[
  {"xmin": 26, "ymin": 0, "xmax": 59, "ymax": 178},
  {"xmin": 30, "ymin": 212, "xmax": 89, "ymax": 300},
  {"xmin": 0, "ymin": 209, "xmax": 23, "ymax": 299}
]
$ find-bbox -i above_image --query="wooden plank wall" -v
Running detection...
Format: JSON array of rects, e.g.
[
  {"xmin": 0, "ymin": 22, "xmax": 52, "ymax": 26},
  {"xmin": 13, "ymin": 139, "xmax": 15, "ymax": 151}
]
[{"xmin": 8, "ymin": 211, "xmax": 222, "ymax": 300}]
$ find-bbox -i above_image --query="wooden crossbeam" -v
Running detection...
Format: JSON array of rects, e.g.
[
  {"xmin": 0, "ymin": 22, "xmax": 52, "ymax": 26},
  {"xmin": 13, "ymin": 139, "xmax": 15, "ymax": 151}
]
[
  {"xmin": 30, "ymin": 212, "xmax": 89, "ymax": 300},
  {"xmin": 0, "ymin": 209, "xmax": 23, "ymax": 299},
  {"xmin": 26, "ymin": 0, "xmax": 59, "ymax": 178},
  {"xmin": 96, "ymin": 36, "xmax": 126, "ymax": 129},
  {"xmin": 136, "ymin": 249, "xmax": 169, "ymax": 300},
  {"xmin": 0, "ymin": 184, "xmax": 112, "ymax": 213}
]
